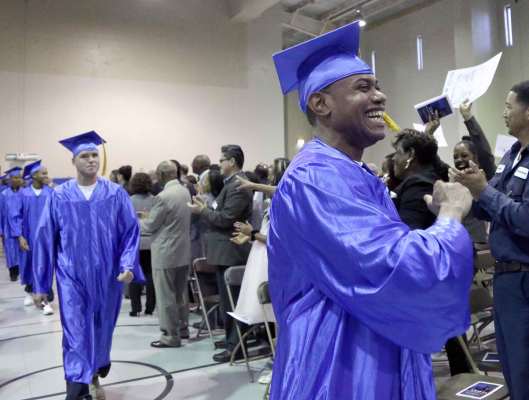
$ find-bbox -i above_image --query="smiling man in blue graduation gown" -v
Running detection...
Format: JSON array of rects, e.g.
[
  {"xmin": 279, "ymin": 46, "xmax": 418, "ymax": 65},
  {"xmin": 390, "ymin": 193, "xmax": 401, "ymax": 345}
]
[
  {"xmin": 33, "ymin": 131, "xmax": 143, "ymax": 400},
  {"xmin": 1, "ymin": 167, "xmax": 24, "ymax": 282},
  {"xmin": 268, "ymin": 22, "xmax": 475, "ymax": 399},
  {"xmin": 8, "ymin": 160, "xmax": 55, "ymax": 314}
]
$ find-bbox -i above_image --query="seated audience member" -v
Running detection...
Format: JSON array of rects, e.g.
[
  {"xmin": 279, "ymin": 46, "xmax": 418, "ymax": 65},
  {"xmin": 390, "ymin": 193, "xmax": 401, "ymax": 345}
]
[
  {"xmin": 392, "ymin": 129, "xmax": 471, "ymax": 376},
  {"xmin": 129, "ymin": 172, "xmax": 156, "ymax": 316}
]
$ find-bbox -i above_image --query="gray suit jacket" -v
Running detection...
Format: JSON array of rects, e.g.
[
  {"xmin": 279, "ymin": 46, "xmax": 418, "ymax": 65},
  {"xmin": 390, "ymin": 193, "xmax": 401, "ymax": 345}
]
[
  {"xmin": 201, "ymin": 172, "xmax": 252, "ymax": 266},
  {"xmin": 140, "ymin": 179, "xmax": 191, "ymax": 269}
]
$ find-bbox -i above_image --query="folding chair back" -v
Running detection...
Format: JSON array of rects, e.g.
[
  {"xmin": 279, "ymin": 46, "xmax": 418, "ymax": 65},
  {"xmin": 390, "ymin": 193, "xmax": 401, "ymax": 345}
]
[{"xmin": 470, "ymin": 286, "xmax": 493, "ymax": 314}]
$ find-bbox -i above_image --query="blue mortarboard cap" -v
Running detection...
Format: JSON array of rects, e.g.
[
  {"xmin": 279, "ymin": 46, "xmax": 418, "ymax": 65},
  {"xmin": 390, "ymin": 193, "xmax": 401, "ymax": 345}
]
[
  {"xmin": 59, "ymin": 131, "xmax": 106, "ymax": 157},
  {"xmin": 273, "ymin": 21, "xmax": 373, "ymax": 112},
  {"xmin": 5, "ymin": 167, "xmax": 22, "ymax": 178},
  {"xmin": 23, "ymin": 160, "xmax": 43, "ymax": 180}
]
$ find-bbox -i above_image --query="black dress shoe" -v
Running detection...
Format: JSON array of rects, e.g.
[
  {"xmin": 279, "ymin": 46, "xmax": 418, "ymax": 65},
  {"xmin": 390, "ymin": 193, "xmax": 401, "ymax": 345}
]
[
  {"xmin": 129, "ymin": 311, "xmax": 139, "ymax": 317},
  {"xmin": 150, "ymin": 340, "xmax": 181, "ymax": 348},
  {"xmin": 214, "ymin": 340, "xmax": 226, "ymax": 349},
  {"xmin": 212, "ymin": 349, "xmax": 244, "ymax": 363},
  {"xmin": 180, "ymin": 330, "xmax": 190, "ymax": 339}
]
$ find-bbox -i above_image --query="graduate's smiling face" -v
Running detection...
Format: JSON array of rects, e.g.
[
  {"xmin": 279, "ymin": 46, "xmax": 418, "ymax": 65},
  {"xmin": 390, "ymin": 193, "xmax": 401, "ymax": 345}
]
[
  {"xmin": 74, "ymin": 150, "xmax": 100, "ymax": 177},
  {"xmin": 310, "ymin": 74, "xmax": 386, "ymax": 148}
]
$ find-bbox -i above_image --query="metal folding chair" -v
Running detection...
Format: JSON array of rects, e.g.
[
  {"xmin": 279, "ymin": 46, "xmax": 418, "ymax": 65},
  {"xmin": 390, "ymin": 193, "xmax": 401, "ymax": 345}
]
[
  {"xmin": 469, "ymin": 286, "xmax": 494, "ymax": 350},
  {"xmin": 190, "ymin": 257, "xmax": 219, "ymax": 347},
  {"xmin": 224, "ymin": 265, "xmax": 253, "ymax": 382},
  {"xmin": 436, "ymin": 337, "xmax": 509, "ymax": 399},
  {"xmin": 257, "ymin": 281, "xmax": 276, "ymax": 358}
]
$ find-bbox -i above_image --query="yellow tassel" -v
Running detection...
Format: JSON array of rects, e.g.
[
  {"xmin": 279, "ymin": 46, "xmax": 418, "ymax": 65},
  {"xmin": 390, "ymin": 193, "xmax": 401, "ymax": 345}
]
[
  {"xmin": 383, "ymin": 112, "xmax": 401, "ymax": 132},
  {"xmin": 101, "ymin": 143, "xmax": 108, "ymax": 177}
]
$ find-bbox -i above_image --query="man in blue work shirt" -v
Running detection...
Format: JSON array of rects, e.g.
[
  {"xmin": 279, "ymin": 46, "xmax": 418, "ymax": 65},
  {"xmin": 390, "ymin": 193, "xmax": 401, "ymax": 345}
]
[{"xmin": 454, "ymin": 80, "xmax": 529, "ymax": 400}]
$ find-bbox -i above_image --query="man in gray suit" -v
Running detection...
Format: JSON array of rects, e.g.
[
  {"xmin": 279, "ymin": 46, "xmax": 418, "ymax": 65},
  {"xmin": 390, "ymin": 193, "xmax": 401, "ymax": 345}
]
[
  {"xmin": 141, "ymin": 161, "xmax": 191, "ymax": 348},
  {"xmin": 189, "ymin": 145, "xmax": 252, "ymax": 362}
]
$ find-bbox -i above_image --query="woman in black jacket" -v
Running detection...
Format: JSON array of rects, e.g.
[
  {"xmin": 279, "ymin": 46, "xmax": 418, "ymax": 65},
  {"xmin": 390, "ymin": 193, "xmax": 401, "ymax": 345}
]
[{"xmin": 392, "ymin": 129, "xmax": 447, "ymax": 229}]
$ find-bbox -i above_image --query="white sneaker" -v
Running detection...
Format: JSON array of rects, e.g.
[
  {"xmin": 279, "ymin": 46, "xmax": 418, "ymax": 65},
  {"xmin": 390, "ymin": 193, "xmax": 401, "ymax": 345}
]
[
  {"xmin": 89, "ymin": 375, "xmax": 106, "ymax": 400},
  {"xmin": 42, "ymin": 303, "xmax": 54, "ymax": 315},
  {"xmin": 24, "ymin": 294, "xmax": 33, "ymax": 307},
  {"xmin": 258, "ymin": 370, "xmax": 273, "ymax": 384}
]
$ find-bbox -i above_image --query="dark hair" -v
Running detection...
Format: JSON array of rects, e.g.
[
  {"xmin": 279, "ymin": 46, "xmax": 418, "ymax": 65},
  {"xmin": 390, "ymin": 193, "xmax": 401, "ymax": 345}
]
[
  {"xmin": 394, "ymin": 129, "xmax": 439, "ymax": 166},
  {"xmin": 180, "ymin": 164, "xmax": 189, "ymax": 176},
  {"xmin": 394, "ymin": 129, "xmax": 448, "ymax": 181},
  {"xmin": 210, "ymin": 163, "xmax": 221, "ymax": 172},
  {"xmin": 118, "ymin": 165, "xmax": 132, "ymax": 182},
  {"xmin": 221, "ymin": 145, "xmax": 245, "ymax": 169},
  {"xmin": 186, "ymin": 175, "xmax": 197, "ymax": 185},
  {"xmin": 254, "ymin": 164, "xmax": 269, "ymax": 183},
  {"xmin": 511, "ymin": 80, "xmax": 529, "ymax": 107},
  {"xmin": 272, "ymin": 157, "xmax": 290, "ymax": 186},
  {"xmin": 208, "ymin": 169, "xmax": 224, "ymax": 197},
  {"xmin": 192, "ymin": 155, "xmax": 211, "ymax": 175},
  {"xmin": 170, "ymin": 160, "xmax": 182, "ymax": 180},
  {"xmin": 456, "ymin": 136, "xmax": 478, "ymax": 157},
  {"xmin": 129, "ymin": 172, "xmax": 152, "ymax": 195},
  {"xmin": 244, "ymin": 171, "xmax": 260, "ymax": 184}
]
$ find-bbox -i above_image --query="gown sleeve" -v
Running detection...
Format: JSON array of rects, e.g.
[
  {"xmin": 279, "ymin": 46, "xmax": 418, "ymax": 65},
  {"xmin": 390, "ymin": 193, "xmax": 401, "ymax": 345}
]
[
  {"xmin": 272, "ymin": 164, "xmax": 474, "ymax": 354},
  {"xmin": 32, "ymin": 193, "xmax": 58, "ymax": 294},
  {"xmin": 0, "ymin": 194, "xmax": 5, "ymax": 236},
  {"xmin": 116, "ymin": 188, "xmax": 144, "ymax": 282},
  {"xmin": 7, "ymin": 193, "xmax": 24, "ymax": 238}
]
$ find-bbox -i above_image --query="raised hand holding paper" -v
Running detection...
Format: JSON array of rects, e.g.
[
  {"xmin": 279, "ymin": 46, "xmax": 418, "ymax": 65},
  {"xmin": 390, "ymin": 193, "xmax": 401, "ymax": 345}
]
[{"xmin": 443, "ymin": 53, "xmax": 502, "ymax": 108}]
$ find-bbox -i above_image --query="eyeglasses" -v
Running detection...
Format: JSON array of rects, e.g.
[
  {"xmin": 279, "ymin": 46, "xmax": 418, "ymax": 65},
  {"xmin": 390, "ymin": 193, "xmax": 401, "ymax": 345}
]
[{"xmin": 219, "ymin": 157, "xmax": 229, "ymax": 163}]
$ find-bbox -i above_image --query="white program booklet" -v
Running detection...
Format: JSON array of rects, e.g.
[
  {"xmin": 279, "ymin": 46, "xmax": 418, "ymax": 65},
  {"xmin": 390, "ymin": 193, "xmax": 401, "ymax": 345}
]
[{"xmin": 456, "ymin": 381, "xmax": 504, "ymax": 399}]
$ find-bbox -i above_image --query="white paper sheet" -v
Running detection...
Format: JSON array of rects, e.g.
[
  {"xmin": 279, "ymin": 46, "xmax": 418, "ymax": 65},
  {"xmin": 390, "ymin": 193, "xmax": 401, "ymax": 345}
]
[
  {"xmin": 413, "ymin": 123, "xmax": 448, "ymax": 148},
  {"xmin": 442, "ymin": 53, "xmax": 502, "ymax": 109},
  {"xmin": 494, "ymin": 134, "xmax": 517, "ymax": 158}
]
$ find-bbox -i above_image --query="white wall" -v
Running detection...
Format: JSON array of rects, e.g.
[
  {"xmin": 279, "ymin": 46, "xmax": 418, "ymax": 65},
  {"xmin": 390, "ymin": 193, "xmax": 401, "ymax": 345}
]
[
  {"xmin": 284, "ymin": 0, "xmax": 529, "ymax": 167},
  {"xmin": 0, "ymin": 0, "xmax": 284, "ymax": 177},
  {"xmin": 361, "ymin": 0, "xmax": 529, "ymax": 167}
]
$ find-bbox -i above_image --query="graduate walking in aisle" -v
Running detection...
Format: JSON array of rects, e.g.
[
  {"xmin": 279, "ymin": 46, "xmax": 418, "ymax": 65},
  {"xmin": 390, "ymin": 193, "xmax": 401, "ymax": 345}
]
[
  {"xmin": 33, "ymin": 131, "xmax": 144, "ymax": 400},
  {"xmin": 268, "ymin": 21, "xmax": 474, "ymax": 399},
  {"xmin": 8, "ymin": 160, "xmax": 55, "ymax": 314},
  {"xmin": 0, "ymin": 167, "xmax": 24, "ymax": 282}
]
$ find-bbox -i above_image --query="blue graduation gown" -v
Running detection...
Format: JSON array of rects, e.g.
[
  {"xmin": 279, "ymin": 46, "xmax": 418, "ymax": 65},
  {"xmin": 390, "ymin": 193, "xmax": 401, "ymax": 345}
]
[
  {"xmin": 33, "ymin": 178, "xmax": 143, "ymax": 384},
  {"xmin": 267, "ymin": 138, "xmax": 473, "ymax": 400},
  {"xmin": 1, "ymin": 188, "xmax": 21, "ymax": 269},
  {"xmin": 8, "ymin": 185, "xmax": 54, "ymax": 286}
]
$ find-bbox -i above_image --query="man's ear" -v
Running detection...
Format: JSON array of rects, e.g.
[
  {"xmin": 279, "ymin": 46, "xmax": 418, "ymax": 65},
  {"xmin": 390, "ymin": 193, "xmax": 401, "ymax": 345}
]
[{"xmin": 307, "ymin": 91, "xmax": 332, "ymax": 121}]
